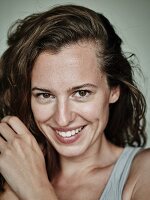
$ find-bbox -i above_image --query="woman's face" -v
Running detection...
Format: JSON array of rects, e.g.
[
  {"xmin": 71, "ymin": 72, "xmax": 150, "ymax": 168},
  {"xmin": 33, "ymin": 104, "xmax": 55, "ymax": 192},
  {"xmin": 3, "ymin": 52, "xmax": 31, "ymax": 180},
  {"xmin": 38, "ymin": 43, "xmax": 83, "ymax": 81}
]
[{"xmin": 31, "ymin": 42, "xmax": 119, "ymax": 157}]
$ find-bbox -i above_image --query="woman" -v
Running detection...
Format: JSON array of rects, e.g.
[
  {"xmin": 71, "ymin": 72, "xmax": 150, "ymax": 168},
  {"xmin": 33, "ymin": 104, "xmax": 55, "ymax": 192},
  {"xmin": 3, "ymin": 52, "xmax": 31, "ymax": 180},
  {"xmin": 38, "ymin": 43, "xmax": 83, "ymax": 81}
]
[{"xmin": 0, "ymin": 4, "xmax": 150, "ymax": 200}]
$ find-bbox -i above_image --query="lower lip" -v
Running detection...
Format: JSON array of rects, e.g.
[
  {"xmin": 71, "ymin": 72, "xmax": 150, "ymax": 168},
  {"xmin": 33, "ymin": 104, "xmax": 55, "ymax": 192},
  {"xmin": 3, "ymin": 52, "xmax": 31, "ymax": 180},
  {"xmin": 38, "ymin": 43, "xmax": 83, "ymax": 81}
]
[{"xmin": 55, "ymin": 129, "xmax": 83, "ymax": 144}]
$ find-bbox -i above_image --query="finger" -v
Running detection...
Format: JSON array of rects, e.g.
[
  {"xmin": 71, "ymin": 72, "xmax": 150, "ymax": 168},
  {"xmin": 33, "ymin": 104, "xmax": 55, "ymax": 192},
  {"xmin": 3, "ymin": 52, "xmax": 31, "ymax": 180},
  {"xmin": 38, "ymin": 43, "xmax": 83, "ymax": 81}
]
[
  {"xmin": 1, "ymin": 116, "xmax": 37, "ymax": 145},
  {"xmin": 0, "ymin": 134, "xmax": 7, "ymax": 152},
  {"xmin": 1, "ymin": 116, "xmax": 31, "ymax": 136},
  {"xmin": 0, "ymin": 122, "xmax": 16, "ymax": 142}
]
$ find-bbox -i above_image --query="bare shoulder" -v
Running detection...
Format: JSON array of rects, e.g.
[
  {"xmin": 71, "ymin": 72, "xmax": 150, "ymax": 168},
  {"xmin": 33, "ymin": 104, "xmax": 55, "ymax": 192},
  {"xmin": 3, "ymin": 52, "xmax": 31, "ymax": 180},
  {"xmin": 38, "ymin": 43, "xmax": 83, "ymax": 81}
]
[
  {"xmin": 129, "ymin": 148, "xmax": 150, "ymax": 200},
  {"xmin": 133, "ymin": 148, "xmax": 150, "ymax": 174},
  {"xmin": 135, "ymin": 147, "xmax": 150, "ymax": 160}
]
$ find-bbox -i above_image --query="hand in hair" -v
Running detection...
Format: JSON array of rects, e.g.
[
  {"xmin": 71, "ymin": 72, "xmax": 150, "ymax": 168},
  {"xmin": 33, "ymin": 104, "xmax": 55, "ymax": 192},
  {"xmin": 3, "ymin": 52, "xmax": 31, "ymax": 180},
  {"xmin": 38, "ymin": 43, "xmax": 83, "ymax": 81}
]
[{"xmin": 0, "ymin": 116, "xmax": 57, "ymax": 200}]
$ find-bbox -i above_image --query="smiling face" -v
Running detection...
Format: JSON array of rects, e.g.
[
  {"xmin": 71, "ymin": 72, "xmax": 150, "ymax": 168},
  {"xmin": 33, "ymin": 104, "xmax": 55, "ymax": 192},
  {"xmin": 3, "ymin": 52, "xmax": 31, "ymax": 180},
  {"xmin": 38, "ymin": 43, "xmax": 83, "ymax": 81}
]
[{"xmin": 31, "ymin": 41, "xmax": 119, "ymax": 158}]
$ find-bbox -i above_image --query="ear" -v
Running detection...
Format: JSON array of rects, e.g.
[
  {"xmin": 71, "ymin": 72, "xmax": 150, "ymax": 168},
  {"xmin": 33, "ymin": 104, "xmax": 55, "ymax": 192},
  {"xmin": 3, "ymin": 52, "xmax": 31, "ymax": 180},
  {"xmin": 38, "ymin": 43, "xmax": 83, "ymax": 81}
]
[{"xmin": 109, "ymin": 86, "xmax": 120, "ymax": 104}]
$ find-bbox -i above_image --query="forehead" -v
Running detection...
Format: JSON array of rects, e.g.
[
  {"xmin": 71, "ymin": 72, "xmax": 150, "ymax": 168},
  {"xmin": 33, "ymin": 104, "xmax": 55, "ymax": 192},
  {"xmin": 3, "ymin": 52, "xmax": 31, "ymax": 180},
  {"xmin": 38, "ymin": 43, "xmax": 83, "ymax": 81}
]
[{"xmin": 31, "ymin": 41, "xmax": 105, "ymax": 88}]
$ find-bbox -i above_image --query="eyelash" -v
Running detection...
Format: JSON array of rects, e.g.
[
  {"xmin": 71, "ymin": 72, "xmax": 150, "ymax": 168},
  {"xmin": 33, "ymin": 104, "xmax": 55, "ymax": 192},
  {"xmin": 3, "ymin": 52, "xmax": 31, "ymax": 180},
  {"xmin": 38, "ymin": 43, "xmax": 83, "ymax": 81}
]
[
  {"xmin": 34, "ymin": 93, "xmax": 55, "ymax": 103},
  {"xmin": 34, "ymin": 89, "xmax": 92, "ymax": 103},
  {"xmin": 36, "ymin": 93, "xmax": 54, "ymax": 98},
  {"xmin": 73, "ymin": 90, "xmax": 92, "ymax": 98}
]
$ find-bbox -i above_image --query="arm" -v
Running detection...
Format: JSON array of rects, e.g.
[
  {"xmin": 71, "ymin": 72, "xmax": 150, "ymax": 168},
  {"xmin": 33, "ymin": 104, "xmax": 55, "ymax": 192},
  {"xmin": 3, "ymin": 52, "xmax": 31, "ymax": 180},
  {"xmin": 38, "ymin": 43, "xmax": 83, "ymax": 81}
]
[{"xmin": 0, "ymin": 116, "xmax": 58, "ymax": 200}]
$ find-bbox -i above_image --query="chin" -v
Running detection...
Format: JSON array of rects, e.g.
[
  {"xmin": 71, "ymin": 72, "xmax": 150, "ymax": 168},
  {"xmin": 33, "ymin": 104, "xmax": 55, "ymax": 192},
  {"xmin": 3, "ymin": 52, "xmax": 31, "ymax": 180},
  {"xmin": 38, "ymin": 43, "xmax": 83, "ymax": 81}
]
[{"xmin": 55, "ymin": 145, "xmax": 88, "ymax": 158}]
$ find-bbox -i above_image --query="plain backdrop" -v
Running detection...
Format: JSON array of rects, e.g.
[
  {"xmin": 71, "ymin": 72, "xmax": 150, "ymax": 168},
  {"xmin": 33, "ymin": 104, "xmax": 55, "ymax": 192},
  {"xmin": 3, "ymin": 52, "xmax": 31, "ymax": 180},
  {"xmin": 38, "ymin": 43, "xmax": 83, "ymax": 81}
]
[{"xmin": 0, "ymin": 0, "xmax": 150, "ymax": 146}]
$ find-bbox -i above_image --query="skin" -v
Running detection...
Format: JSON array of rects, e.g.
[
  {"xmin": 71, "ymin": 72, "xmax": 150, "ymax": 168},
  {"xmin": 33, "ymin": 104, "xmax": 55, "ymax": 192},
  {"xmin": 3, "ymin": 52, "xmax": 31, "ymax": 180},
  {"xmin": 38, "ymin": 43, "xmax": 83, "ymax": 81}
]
[
  {"xmin": 0, "ymin": 116, "xmax": 57, "ymax": 200},
  {"xmin": 31, "ymin": 41, "xmax": 120, "ymax": 159},
  {"xmin": 0, "ymin": 41, "xmax": 150, "ymax": 200}
]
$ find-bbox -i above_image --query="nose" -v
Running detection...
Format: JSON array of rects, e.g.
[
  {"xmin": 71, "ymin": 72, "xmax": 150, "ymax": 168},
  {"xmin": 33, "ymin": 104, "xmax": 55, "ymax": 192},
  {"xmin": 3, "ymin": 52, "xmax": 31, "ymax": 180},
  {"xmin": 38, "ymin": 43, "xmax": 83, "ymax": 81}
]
[{"xmin": 53, "ymin": 98, "xmax": 75, "ymax": 127}]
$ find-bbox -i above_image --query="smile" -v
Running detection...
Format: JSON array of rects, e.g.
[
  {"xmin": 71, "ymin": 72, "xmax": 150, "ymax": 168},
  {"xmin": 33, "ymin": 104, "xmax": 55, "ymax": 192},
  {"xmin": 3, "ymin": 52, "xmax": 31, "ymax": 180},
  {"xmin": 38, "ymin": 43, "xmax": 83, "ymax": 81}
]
[{"xmin": 55, "ymin": 126, "xmax": 84, "ymax": 138}]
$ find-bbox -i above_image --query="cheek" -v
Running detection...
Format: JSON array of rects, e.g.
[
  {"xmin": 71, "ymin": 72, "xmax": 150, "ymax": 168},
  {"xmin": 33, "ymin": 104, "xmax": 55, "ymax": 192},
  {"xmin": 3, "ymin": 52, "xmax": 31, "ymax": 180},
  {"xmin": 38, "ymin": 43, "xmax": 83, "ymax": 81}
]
[
  {"xmin": 31, "ymin": 100, "xmax": 53, "ymax": 123},
  {"xmin": 78, "ymin": 99, "xmax": 110, "ymax": 123}
]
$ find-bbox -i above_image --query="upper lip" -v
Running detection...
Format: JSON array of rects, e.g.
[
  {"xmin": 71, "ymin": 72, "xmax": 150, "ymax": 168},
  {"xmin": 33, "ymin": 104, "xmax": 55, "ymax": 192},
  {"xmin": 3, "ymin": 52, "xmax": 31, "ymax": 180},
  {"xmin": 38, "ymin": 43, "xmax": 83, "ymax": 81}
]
[{"xmin": 52, "ymin": 125, "xmax": 85, "ymax": 132}]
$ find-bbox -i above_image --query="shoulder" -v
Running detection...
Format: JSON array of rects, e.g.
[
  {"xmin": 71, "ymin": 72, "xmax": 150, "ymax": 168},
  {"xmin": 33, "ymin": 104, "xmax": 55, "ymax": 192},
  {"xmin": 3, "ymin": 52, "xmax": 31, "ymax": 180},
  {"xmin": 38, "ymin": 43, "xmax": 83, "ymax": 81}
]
[
  {"xmin": 132, "ymin": 147, "xmax": 150, "ymax": 172},
  {"xmin": 134, "ymin": 147, "xmax": 150, "ymax": 160},
  {"xmin": 128, "ymin": 148, "xmax": 150, "ymax": 200}
]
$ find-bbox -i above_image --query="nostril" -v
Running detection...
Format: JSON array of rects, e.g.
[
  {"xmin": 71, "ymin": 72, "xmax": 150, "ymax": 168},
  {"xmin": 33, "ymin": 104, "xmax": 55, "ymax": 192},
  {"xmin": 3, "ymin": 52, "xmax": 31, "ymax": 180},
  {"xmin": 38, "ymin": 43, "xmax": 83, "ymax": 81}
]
[
  {"xmin": 53, "ymin": 100, "xmax": 76, "ymax": 127},
  {"xmin": 54, "ymin": 112, "xmax": 72, "ymax": 127}
]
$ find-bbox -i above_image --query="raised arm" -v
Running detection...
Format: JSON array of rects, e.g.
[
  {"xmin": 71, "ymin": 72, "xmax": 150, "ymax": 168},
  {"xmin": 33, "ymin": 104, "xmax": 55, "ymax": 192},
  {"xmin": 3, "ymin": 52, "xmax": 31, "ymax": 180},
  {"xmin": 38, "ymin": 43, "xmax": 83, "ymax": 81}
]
[{"xmin": 0, "ymin": 116, "xmax": 58, "ymax": 200}]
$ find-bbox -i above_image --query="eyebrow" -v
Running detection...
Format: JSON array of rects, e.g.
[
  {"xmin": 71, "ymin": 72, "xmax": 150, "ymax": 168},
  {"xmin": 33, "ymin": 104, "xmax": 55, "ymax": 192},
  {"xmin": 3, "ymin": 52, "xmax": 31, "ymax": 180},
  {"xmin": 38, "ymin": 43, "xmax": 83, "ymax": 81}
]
[
  {"xmin": 70, "ymin": 83, "xmax": 98, "ymax": 91},
  {"xmin": 31, "ymin": 83, "xmax": 98, "ymax": 93},
  {"xmin": 32, "ymin": 87, "xmax": 51, "ymax": 92}
]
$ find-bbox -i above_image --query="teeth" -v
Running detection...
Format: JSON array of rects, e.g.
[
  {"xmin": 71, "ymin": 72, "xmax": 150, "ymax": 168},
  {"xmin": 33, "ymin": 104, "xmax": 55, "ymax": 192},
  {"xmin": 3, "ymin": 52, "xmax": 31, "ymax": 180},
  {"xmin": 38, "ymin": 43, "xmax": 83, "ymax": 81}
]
[
  {"xmin": 76, "ymin": 127, "xmax": 82, "ymax": 133},
  {"xmin": 56, "ymin": 127, "xmax": 83, "ymax": 138}
]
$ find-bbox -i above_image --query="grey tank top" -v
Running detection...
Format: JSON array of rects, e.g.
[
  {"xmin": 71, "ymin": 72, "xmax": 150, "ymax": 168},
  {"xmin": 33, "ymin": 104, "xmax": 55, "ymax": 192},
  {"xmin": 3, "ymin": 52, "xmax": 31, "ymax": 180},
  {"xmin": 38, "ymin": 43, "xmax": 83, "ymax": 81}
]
[{"xmin": 99, "ymin": 147, "xmax": 141, "ymax": 200}]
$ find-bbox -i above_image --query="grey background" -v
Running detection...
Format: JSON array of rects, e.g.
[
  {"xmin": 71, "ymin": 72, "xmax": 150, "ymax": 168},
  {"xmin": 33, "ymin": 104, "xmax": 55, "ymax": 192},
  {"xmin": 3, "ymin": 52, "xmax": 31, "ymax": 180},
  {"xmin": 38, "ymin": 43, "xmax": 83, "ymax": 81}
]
[{"xmin": 0, "ymin": 0, "xmax": 150, "ymax": 146}]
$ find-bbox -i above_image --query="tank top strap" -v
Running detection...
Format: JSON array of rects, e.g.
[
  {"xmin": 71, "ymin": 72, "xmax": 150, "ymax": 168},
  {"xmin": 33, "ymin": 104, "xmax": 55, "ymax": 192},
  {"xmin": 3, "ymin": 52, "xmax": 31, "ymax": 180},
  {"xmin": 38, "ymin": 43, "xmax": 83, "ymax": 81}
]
[{"xmin": 99, "ymin": 147, "xmax": 141, "ymax": 200}]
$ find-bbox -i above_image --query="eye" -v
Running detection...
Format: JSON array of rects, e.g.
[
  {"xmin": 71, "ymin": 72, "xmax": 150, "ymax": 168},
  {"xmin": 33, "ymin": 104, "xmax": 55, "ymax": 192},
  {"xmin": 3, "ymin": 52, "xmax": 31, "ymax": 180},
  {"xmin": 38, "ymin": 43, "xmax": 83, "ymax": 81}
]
[
  {"xmin": 73, "ymin": 90, "xmax": 92, "ymax": 98},
  {"xmin": 34, "ymin": 92, "xmax": 55, "ymax": 103},
  {"xmin": 40, "ymin": 93, "xmax": 51, "ymax": 98}
]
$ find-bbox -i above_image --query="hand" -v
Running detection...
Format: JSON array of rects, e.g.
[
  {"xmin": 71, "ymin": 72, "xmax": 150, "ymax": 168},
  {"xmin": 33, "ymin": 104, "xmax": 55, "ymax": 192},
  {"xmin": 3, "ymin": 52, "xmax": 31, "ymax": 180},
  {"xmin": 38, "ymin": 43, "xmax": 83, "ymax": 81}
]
[{"xmin": 0, "ymin": 116, "xmax": 57, "ymax": 200}]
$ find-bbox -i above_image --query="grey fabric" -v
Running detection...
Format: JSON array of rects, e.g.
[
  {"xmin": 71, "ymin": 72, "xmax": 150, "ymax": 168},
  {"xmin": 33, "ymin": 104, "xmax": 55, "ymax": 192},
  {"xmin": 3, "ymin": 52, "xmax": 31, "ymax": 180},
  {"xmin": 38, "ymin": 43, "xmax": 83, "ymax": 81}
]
[{"xmin": 99, "ymin": 147, "xmax": 141, "ymax": 200}]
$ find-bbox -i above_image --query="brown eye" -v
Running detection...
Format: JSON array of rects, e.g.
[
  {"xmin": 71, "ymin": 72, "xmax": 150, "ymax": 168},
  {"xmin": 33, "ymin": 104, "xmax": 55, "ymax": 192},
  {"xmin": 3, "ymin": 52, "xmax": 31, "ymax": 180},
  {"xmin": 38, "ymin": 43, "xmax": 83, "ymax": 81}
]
[
  {"xmin": 42, "ymin": 93, "xmax": 51, "ymax": 98},
  {"xmin": 34, "ymin": 92, "xmax": 56, "ymax": 104},
  {"xmin": 37, "ymin": 93, "xmax": 55, "ymax": 99},
  {"xmin": 74, "ymin": 90, "xmax": 91, "ymax": 98},
  {"xmin": 78, "ymin": 90, "xmax": 88, "ymax": 97}
]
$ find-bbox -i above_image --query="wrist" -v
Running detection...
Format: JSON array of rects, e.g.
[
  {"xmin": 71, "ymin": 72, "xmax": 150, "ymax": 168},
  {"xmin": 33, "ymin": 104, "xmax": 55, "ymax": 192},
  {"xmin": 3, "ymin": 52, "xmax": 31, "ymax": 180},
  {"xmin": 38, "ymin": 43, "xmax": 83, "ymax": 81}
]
[{"xmin": 22, "ymin": 182, "xmax": 58, "ymax": 200}]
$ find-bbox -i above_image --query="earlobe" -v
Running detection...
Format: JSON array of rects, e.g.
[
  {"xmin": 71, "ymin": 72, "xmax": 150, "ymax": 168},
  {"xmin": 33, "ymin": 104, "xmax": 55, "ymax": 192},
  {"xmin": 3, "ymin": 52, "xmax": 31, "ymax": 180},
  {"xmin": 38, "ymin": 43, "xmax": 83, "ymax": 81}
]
[{"xmin": 109, "ymin": 86, "xmax": 120, "ymax": 103}]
